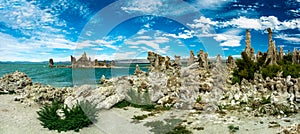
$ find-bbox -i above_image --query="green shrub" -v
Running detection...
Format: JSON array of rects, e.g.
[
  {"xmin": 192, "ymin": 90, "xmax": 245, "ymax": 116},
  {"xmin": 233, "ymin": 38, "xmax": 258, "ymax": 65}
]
[
  {"xmin": 37, "ymin": 100, "xmax": 98, "ymax": 132},
  {"xmin": 228, "ymin": 125, "xmax": 239, "ymax": 133},
  {"xmin": 282, "ymin": 64, "xmax": 300, "ymax": 78},
  {"xmin": 232, "ymin": 52, "xmax": 259, "ymax": 84},
  {"xmin": 113, "ymin": 100, "xmax": 156, "ymax": 111},
  {"xmin": 261, "ymin": 96, "xmax": 271, "ymax": 104},
  {"xmin": 261, "ymin": 65, "xmax": 281, "ymax": 79},
  {"xmin": 196, "ymin": 95, "xmax": 202, "ymax": 103},
  {"xmin": 132, "ymin": 114, "xmax": 148, "ymax": 120}
]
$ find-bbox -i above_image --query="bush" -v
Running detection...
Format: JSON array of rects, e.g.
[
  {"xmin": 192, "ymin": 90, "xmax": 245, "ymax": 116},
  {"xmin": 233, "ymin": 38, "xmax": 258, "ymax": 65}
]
[
  {"xmin": 232, "ymin": 52, "xmax": 259, "ymax": 84},
  {"xmin": 196, "ymin": 95, "xmax": 202, "ymax": 103},
  {"xmin": 261, "ymin": 65, "xmax": 281, "ymax": 79},
  {"xmin": 37, "ymin": 100, "xmax": 98, "ymax": 132},
  {"xmin": 282, "ymin": 64, "xmax": 300, "ymax": 78}
]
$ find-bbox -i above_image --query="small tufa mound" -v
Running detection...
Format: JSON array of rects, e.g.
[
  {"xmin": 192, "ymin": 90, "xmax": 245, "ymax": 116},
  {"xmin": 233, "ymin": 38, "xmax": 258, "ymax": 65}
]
[{"xmin": 0, "ymin": 70, "xmax": 32, "ymax": 94}]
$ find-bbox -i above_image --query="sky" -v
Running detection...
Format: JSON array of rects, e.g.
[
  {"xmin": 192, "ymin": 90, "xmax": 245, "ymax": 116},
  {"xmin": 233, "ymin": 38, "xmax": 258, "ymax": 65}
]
[{"xmin": 0, "ymin": 0, "xmax": 299, "ymax": 62}]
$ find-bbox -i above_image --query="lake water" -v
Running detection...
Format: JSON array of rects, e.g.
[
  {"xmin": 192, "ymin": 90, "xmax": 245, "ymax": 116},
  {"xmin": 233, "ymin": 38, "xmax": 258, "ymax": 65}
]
[{"xmin": 0, "ymin": 63, "xmax": 149, "ymax": 87}]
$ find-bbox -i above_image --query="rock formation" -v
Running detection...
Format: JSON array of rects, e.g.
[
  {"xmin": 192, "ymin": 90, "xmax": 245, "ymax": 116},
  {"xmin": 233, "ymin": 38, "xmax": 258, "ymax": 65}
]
[
  {"xmin": 187, "ymin": 50, "xmax": 195, "ymax": 66},
  {"xmin": 278, "ymin": 46, "xmax": 284, "ymax": 60},
  {"xmin": 174, "ymin": 55, "xmax": 182, "ymax": 67},
  {"xmin": 197, "ymin": 50, "xmax": 208, "ymax": 68},
  {"xmin": 292, "ymin": 48, "xmax": 300, "ymax": 64},
  {"xmin": 256, "ymin": 51, "xmax": 263, "ymax": 60},
  {"xmin": 49, "ymin": 58, "xmax": 54, "ymax": 68},
  {"xmin": 244, "ymin": 29, "xmax": 256, "ymax": 60},
  {"xmin": 70, "ymin": 55, "xmax": 76, "ymax": 64},
  {"xmin": 0, "ymin": 71, "xmax": 72, "ymax": 105},
  {"xmin": 134, "ymin": 64, "xmax": 146, "ymax": 77},
  {"xmin": 227, "ymin": 55, "xmax": 236, "ymax": 69},
  {"xmin": 71, "ymin": 52, "xmax": 113, "ymax": 68},
  {"xmin": 71, "ymin": 52, "xmax": 93, "ymax": 68},
  {"xmin": 147, "ymin": 51, "xmax": 170, "ymax": 72},
  {"xmin": 265, "ymin": 28, "xmax": 277, "ymax": 65},
  {"xmin": 0, "ymin": 71, "xmax": 32, "ymax": 94}
]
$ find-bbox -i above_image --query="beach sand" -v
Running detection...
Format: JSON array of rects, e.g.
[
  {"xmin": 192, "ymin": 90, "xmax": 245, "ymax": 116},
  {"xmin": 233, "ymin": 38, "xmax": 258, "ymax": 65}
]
[{"xmin": 0, "ymin": 94, "xmax": 299, "ymax": 134}]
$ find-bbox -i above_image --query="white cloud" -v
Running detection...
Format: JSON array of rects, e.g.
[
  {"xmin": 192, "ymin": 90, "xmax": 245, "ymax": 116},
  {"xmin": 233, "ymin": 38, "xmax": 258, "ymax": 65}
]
[
  {"xmin": 188, "ymin": 16, "xmax": 300, "ymax": 32},
  {"xmin": 194, "ymin": 0, "xmax": 235, "ymax": 9},
  {"xmin": 221, "ymin": 16, "xmax": 300, "ymax": 31},
  {"xmin": 220, "ymin": 40, "xmax": 241, "ymax": 47},
  {"xmin": 129, "ymin": 46, "xmax": 139, "ymax": 49},
  {"xmin": 95, "ymin": 40, "xmax": 119, "ymax": 50},
  {"xmin": 124, "ymin": 30, "xmax": 171, "ymax": 54},
  {"xmin": 120, "ymin": 0, "xmax": 198, "ymax": 16},
  {"xmin": 92, "ymin": 48, "xmax": 104, "ymax": 51},
  {"xmin": 137, "ymin": 29, "xmax": 148, "ymax": 35},
  {"xmin": 162, "ymin": 30, "xmax": 194, "ymax": 39},
  {"xmin": 136, "ymin": 36, "xmax": 152, "ymax": 39},
  {"xmin": 113, "ymin": 52, "xmax": 137, "ymax": 59},
  {"xmin": 222, "ymin": 48, "xmax": 229, "ymax": 50},
  {"xmin": 275, "ymin": 34, "xmax": 300, "ymax": 44},
  {"xmin": 187, "ymin": 16, "xmax": 217, "ymax": 33}
]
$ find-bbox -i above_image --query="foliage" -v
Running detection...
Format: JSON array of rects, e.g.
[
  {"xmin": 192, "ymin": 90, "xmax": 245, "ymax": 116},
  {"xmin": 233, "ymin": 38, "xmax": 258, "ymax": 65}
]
[
  {"xmin": 166, "ymin": 125, "xmax": 192, "ymax": 134},
  {"xmin": 232, "ymin": 52, "xmax": 259, "ymax": 84},
  {"xmin": 228, "ymin": 125, "xmax": 239, "ymax": 133},
  {"xmin": 132, "ymin": 114, "xmax": 148, "ymax": 120},
  {"xmin": 232, "ymin": 51, "xmax": 300, "ymax": 84},
  {"xmin": 196, "ymin": 95, "xmax": 202, "ymax": 103},
  {"xmin": 144, "ymin": 118, "xmax": 191, "ymax": 134},
  {"xmin": 261, "ymin": 96, "xmax": 271, "ymax": 104},
  {"xmin": 282, "ymin": 64, "xmax": 300, "ymax": 78},
  {"xmin": 113, "ymin": 100, "xmax": 131, "ymax": 108},
  {"xmin": 261, "ymin": 65, "xmax": 281, "ymax": 79},
  {"xmin": 113, "ymin": 100, "xmax": 156, "ymax": 111},
  {"xmin": 37, "ymin": 100, "xmax": 98, "ymax": 132}
]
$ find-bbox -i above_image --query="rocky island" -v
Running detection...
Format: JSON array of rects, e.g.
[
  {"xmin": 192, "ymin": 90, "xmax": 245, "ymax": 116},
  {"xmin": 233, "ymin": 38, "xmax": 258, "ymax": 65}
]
[
  {"xmin": 49, "ymin": 52, "xmax": 116, "ymax": 68},
  {"xmin": 1, "ymin": 28, "xmax": 300, "ymax": 133}
]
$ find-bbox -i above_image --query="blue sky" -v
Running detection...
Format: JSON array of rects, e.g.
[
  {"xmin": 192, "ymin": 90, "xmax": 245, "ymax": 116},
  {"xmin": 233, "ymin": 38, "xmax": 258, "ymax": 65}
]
[{"xmin": 0, "ymin": 0, "xmax": 299, "ymax": 61}]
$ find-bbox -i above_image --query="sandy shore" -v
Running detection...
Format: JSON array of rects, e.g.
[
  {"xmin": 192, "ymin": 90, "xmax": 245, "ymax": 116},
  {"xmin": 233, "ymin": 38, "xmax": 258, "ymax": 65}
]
[{"xmin": 0, "ymin": 94, "xmax": 299, "ymax": 134}]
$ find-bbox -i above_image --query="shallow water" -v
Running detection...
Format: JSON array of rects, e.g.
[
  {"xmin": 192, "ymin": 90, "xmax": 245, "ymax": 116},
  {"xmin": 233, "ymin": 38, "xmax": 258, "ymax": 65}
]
[{"xmin": 0, "ymin": 63, "xmax": 149, "ymax": 87}]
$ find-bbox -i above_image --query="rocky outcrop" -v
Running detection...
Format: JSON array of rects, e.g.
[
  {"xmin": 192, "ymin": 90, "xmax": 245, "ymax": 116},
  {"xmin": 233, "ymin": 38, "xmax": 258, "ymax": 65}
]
[
  {"xmin": 72, "ymin": 52, "xmax": 93, "ymax": 68},
  {"xmin": 278, "ymin": 46, "xmax": 284, "ymax": 60},
  {"xmin": 64, "ymin": 77, "xmax": 130, "ymax": 109},
  {"xmin": 0, "ymin": 71, "xmax": 32, "ymax": 94},
  {"xmin": 174, "ymin": 55, "xmax": 182, "ymax": 67},
  {"xmin": 0, "ymin": 71, "xmax": 72, "ymax": 105},
  {"xmin": 71, "ymin": 52, "xmax": 112, "ymax": 68},
  {"xmin": 292, "ymin": 48, "xmax": 300, "ymax": 64},
  {"xmin": 15, "ymin": 83, "xmax": 73, "ymax": 105},
  {"xmin": 197, "ymin": 50, "xmax": 208, "ymax": 68},
  {"xmin": 187, "ymin": 50, "xmax": 195, "ymax": 66},
  {"xmin": 227, "ymin": 55, "xmax": 236, "ymax": 69},
  {"xmin": 243, "ymin": 29, "xmax": 256, "ymax": 61},
  {"xmin": 278, "ymin": 123, "xmax": 300, "ymax": 134},
  {"xmin": 265, "ymin": 28, "xmax": 277, "ymax": 65},
  {"xmin": 134, "ymin": 64, "xmax": 146, "ymax": 77}
]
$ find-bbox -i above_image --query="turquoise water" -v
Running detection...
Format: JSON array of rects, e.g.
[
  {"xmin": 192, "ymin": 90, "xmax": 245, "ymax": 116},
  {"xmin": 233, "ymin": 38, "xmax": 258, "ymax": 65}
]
[{"xmin": 0, "ymin": 63, "xmax": 149, "ymax": 87}]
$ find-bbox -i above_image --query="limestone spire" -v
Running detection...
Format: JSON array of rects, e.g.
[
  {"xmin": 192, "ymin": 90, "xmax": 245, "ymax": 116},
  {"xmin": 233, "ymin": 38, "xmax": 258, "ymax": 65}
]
[
  {"xmin": 265, "ymin": 28, "xmax": 277, "ymax": 65},
  {"xmin": 187, "ymin": 50, "xmax": 195, "ymax": 66},
  {"xmin": 244, "ymin": 29, "xmax": 255, "ymax": 60},
  {"xmin": 292, "ymin": 48, "xmax": 298, "ymax": 64},
  {"xmin": 278, "ymin": 46, "xmax": 284, "ymax": 60}
]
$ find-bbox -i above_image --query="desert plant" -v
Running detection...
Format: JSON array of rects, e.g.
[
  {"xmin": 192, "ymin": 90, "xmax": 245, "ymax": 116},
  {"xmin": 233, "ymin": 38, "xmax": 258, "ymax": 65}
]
[
  {"xmin": 261, "ymin": 65, "xmax": 281, "ymax": 79},
  {"xmin": 228, "ymin": 125, "xmax": 239, "ymax": 133},
  {"xmin": 196, "ymin": 95, "xmax": 202, "ymax": 103},
  {"xmin": 37, "ymin": 100, "xmax": 98, "ymax": 132}
]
